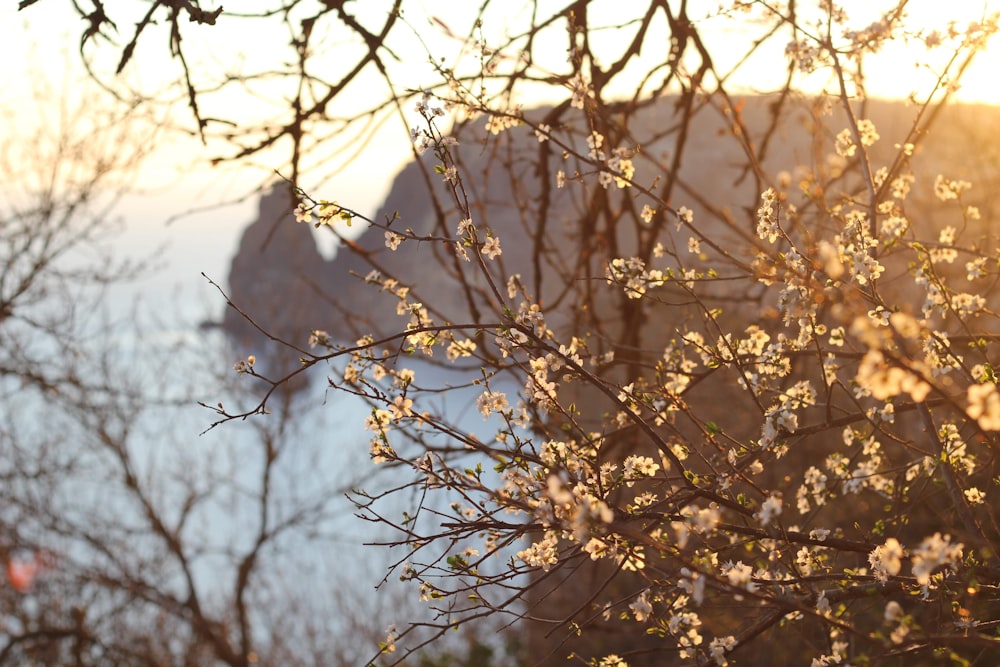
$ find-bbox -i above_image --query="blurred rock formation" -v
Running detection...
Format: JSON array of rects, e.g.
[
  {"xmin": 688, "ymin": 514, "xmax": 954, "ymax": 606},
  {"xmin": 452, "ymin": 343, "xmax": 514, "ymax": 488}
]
[
  {"xmin": 226, "ymin": 98, "xmax": 1000, "ymax": 360},
  {"xmin": 222, "ymin": 97, "xmax": 1000, "ymax": 663},
  {"xmin": 223, "ymin": 184, "xmax": 340, "ymax": 381}
]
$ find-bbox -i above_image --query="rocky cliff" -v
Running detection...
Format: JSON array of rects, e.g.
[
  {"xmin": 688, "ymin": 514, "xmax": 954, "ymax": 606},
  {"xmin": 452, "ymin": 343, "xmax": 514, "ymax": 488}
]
[
  {"xmin": 223, "ymin": 184, "xmax": 341, "ymax": 377},
  {"xmin": 226, "ymin": 96, "xmax": 1000, "ymax": 362},
  {"xmin": 222, "ymin": 95, "xmax": 1000, "ymax": 664}
]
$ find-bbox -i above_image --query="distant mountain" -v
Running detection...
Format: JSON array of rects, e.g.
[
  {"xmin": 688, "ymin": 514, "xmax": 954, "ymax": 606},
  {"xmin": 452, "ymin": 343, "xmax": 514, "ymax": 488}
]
[{"xmin": 224, "ymin": 95, "xmax": 1000, "ymax": 378}]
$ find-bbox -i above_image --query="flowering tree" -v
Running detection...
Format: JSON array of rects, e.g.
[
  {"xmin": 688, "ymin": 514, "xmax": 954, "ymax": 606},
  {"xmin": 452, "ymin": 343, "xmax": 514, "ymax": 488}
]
[{"xmin": 27, "ymin": 1, "xmax": 1000, "ymax": 665}]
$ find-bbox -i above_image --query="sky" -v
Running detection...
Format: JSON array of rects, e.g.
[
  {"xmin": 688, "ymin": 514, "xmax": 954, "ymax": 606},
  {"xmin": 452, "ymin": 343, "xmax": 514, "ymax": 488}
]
[
  {"xmin": 3, "ymin": 1, "xmax": 999, "ymax": 277},
  {"xmin": 8, "ymin": 2, "xmax": 1000, "ymax": 190}
]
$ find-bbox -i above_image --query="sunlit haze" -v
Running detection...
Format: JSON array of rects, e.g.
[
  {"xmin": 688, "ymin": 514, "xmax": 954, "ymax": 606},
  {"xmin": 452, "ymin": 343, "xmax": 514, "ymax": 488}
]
[{"xmin": 4, "ymin": 2, "xmax": 999, "ymax": 243}]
